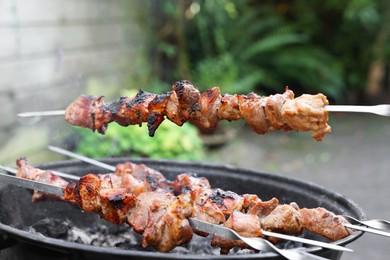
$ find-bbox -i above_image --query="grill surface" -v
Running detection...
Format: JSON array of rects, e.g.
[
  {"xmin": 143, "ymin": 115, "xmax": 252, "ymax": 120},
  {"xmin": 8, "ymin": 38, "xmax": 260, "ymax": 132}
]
[{"xmin": 0, "ymin": 158, "xmax": 365, "ymax": 259}]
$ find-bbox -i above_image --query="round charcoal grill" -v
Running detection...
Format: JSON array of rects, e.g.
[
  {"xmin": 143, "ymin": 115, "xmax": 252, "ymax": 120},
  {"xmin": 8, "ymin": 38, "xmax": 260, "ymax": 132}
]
[{"xmin": 0, "ymin": 158, "xmax": 365, "ymax": 260}]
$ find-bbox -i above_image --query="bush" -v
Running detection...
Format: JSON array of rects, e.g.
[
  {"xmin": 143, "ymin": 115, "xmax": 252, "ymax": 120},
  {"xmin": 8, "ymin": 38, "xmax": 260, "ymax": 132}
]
[{"xmin": 72, "ymin": 120, "xmax": 205, "ymax": 161}]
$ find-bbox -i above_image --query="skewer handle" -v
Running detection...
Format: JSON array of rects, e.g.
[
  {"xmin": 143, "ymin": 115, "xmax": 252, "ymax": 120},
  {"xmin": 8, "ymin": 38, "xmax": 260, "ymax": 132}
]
[{"xmin": 344, "ymin": 224, "xmax": 390, "ymax": 238}]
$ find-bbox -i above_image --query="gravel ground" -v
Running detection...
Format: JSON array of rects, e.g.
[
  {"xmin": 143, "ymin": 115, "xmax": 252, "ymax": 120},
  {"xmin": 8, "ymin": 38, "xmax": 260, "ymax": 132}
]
[{"xmin": 208, "ymin": 113, "xmax": 390, "ymax": 260}]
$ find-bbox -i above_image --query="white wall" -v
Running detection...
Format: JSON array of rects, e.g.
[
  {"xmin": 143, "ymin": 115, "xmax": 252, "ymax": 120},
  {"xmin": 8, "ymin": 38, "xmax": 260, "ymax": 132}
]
[{"xmin": 0, "ymin": 0, "xmax": 143, "ymax": 165}]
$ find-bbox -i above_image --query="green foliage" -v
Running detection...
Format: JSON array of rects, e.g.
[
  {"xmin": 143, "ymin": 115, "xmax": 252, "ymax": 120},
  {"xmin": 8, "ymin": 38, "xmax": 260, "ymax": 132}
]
[
  {"xmin": 185, "ymin": 0, "xmax": 346, "ymax": 100},
  {"xmin": 125, "ymin": 0, "xmax": 390, "ymax": 103},
  {"xmin": 73, "ymin": 120, "xmax": 205, "ymax": 161}
]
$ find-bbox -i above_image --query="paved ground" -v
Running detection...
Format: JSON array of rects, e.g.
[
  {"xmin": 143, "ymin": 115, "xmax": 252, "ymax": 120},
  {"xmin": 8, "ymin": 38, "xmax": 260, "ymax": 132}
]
[{"xmin": 207, "ymin": 113, "xmax": 390, "ymax": 260}]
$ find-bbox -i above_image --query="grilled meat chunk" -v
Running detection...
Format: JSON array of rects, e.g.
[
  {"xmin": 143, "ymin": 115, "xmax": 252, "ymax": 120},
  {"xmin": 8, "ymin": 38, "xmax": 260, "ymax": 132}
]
[
  {"xmin": 211, "ymin": 211, "xmax": 262, "ymax": 254},
  {"xmin": 65, "ymin": 95, "xmax": 112, "ymax": 134},
  {"xmin": 127, "ymin": 191, "xmax": 193, "ymax": 252},
  {"xmin": 64, "ymin": 174, "xmax": 136, "ymax": 225},
  {"xmin": 173, "ymin": 174, "xmax": 225, "ymax": 233},
  {"xmin": 265, "ymin": 88, "xmax": 294, "ymax": 131},
  {"xmin": 218, "ymin": 94, "xmax": 242, "ymax": 121},
  {"xmin": 114, "ymin": 162, "xmax": 170, "ymax": 193},
  {"xmin": 238, "ymin": 93, "xmax": 270, "ymax": 134},
  {"xmin": 261, "ymin": 203, "xmax": 303, "ymax": 235},
  {"xmin": 142, "ymin": 193, "xmax": 194, "ymax": 252},
  {"xmin": 298, "ymin": 207, "xmax": 352, "ymax": 241},
  {"xmin": 281, "ymin": 93, "xmax": 331, "ymax": 141},
  {"xmin": 242, "ymin": 195, "xmax": 279, "ymax": 217},
  {"xmin": 112, "ymin": 90, "xmax": 156, "ymax": 127},
  {"xmin": 16, "ymin": 157, "xmax": 68, "ymax": 201}
]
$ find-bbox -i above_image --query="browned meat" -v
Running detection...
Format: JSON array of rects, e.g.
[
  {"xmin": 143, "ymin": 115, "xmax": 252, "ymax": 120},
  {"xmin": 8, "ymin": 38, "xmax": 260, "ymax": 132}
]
[
  {"xmin": 265, "ymin": 88, "xmax": 294, "ymax": 131},
  {"xmin": 127, "ymin": 191, "xmax": 194, "ymax": 252},
  {"xmin": 238, "ymin": 93, "xmax": 270, "ymax": 134},
  {"xmin": 172, "ymin": 173, "xmax": 211, "ymax": 194},
  {"xmin": 147, "ymin": 92, "xmax": 172, "ymax": 136},
  {"xmin": 218, "ymin": 94, "xmax": 242, "ymax": 121},
  {"xmin": 65, "ymin": 80, "xmax": 331, "ymax": 141},
  {"xmin": 98, "ymin": 176, "xmax": 136, "ymax": 225},
  {"xmin": 64, "ymin": 174, "xmax": 136, "ymax": 225},
  {"xmin": 173, "ymin": 174, "xmax": 225, "ymax": 229},
  {"xmin": 192, "ymin": 188, "xmax": 226, "ymax": 227},
  {"xmin": 298, "ymin": 207, "xmax": 352, "ymax": 241},
  {"xmin": 127, "ymin": 191, "xmax": 174, "ymax": 233},
  {"xmin": 211, "ymin": 211, "xmax": 262, "ymax": 254},
  {"xmin": 64, "ymin": 95, "xmax": 112, "ymax": 134},
  {"xmin": 172, "ymin": 80, "xmax": 201, "ymax": 124},
  {"xmin": 16, "ymin": 157, "xmax": 68, "ymax": 201},
  {"xmin": 142, "ymin": 193, "xmax": 194, "ymax": 252},
  {"xmin": 193, "ymin": 87, "xmax": 221, "ymax": 128},
  {"xmin": 281, "ymin": 93, "xmax": 331, "ymax": 141},
  {"xmin": 261, "ymin": 203, "xmax": 303, "ymax": 235},
  {"xmin": 242, "ymin": 195, "xmax": 279, "ymax": 217},
  {"xmin": 114, "ymin": 162, "xmax": 170, "ymax": 192},
  {"xmin": 112, "ymin": 90, "xmax": 156, "ymax": 126},
  {"xmin": 209, "ymin": 189, "xmax": 243, "ymax": 216}
]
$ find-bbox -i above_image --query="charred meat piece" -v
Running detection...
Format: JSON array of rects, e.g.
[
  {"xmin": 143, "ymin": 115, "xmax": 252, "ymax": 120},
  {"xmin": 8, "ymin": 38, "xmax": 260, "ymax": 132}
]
[
  {"xmin": 65, "ymin": 80, "xmax": 331, "ymax": 141},
  {"xmin": 64, "ymin": 174, "xmax": 136, "ymax": 225},
  {"xmin": 112, "ymin": 90, "xmax": 156, "ymax": 127},
  {"xmin": 147, "ymin": 92, "xmax": 172, "ymax": 136},
  {"xmin": 172, "ymin": 80, "xmax": 201, "ymax": 125},
  {"xmin": 173, "ymin": 174, "xmax": 225, "ymax": 232},
  {"xmin": 209, "ymin": 188, "xmax": 243, "ymax": 216},
  {"xmin": 193, "ymin": 87, "xmax": 221, "ymax": 128}
]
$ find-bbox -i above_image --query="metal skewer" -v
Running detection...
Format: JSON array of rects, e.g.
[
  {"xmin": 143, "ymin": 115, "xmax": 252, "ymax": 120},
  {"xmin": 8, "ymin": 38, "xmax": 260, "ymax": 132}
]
[
  {"xmin": 17, "ymin": 110, "xmax": 66, "ymax": 117},
  {"xmin": 324, "ymin": 104, "xmax": 390, "ymax": 116},
  {"xmin": 0, "ymin": 164, "xmax": 79, "ymax": 181},
  {"xmin": 17, "ymin": 104, "xmax": 390, "ymax": 118},
  {"xmin": 48, "ymin": 146, "xmax": 115, "ymax": 172}
]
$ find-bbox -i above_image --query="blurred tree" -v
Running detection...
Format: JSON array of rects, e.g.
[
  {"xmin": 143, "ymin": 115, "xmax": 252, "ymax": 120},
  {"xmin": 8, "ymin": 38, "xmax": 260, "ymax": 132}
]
[
  {"xmin": 285, "ymin": 0, "xmax": 390, "ymax": 102},
  {"xmin": 185, "ymin": 0, "xmax": 345, "ymax": 100},
  {"xmin": 126, "ymin": 0, "xmax": 390, "ymax": 103}
]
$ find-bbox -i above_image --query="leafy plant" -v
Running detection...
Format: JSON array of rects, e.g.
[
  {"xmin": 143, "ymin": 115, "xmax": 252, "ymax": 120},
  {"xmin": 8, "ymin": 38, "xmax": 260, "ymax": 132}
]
[
  {"xmin": 184, "ymin": 0, "xmax": 345, "ymax": 100},
  {"xmin": 73, "ymin": 120, "xmax": 205, "ymax": 161}
]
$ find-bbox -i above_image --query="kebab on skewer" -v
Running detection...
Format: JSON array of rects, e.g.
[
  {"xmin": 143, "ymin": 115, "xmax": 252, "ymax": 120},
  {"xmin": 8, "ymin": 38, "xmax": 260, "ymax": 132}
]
[
  {"xmin": 64, "ymin": 80, "xmax": 331, "ymax": 141},
  {"xmin": 15, "ymin": 158, "xmax": 352, "ymax": 253}
]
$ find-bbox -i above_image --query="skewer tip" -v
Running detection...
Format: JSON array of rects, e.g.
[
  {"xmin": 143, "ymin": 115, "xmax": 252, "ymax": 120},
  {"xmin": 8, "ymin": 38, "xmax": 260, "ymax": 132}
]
[{"xmin": 17, "ymin": 110, "xmax": 66, "ymax": 117}]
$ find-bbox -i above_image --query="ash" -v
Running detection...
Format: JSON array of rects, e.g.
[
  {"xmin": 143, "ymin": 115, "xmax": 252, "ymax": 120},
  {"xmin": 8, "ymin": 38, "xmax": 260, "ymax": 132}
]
[{"xmin": 27, "ymin": 218, "xmax": 299, "ymax": 255}]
